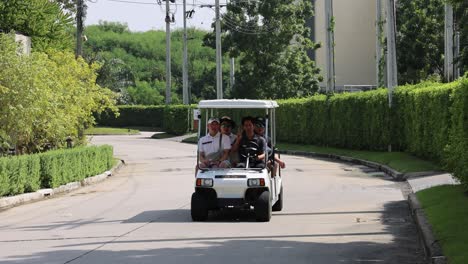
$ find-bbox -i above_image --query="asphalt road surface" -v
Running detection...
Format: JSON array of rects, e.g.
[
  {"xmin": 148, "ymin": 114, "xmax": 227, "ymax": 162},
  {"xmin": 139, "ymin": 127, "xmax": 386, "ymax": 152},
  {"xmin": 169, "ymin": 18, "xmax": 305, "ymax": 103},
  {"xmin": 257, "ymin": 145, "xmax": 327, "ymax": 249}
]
[{"xmin": 0, "ymin": 133, "xmax": 425, "ymax": 264}]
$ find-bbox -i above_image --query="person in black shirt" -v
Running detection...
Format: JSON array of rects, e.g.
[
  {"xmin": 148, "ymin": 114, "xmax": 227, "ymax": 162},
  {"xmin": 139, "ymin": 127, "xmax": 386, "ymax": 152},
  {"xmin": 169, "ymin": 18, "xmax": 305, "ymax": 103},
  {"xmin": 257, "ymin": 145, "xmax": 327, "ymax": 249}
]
[{"xmin": 232, "ymin": 116, "xmax": 266, "ymax": 169}]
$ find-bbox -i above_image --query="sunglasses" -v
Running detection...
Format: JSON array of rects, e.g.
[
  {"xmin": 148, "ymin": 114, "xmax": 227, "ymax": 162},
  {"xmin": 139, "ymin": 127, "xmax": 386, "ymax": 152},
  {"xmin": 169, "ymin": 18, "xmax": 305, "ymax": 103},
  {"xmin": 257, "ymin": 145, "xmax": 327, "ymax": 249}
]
[{"xmin": 221, "ymin": 124, "xmax": 231, "ymax": 128}]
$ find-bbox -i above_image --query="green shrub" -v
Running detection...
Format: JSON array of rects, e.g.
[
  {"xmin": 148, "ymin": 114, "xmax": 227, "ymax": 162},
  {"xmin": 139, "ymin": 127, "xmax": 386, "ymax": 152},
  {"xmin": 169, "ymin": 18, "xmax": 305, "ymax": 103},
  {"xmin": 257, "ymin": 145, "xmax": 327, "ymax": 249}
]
[
  {"xmin": 96, "ymin": 105, "xmax": 165, "ymax": 128},
  {"xmin": 163, "ymin": 105, "xmax": 192, "ymax": 135},
  {"xmin": 445, "ymin": 78, "xmax": 468, "ymax": 187},
  {"xmin": 39, "ymin": 145, "xmax": 113, "ymax": 188},
  {"xmin": 96, "ymin": 105, "xmax": 193, "ymax": 135},
  {"xmin": 0, "ymin": 159, "xmax": 8, "ymax": 196},
  {"xmin": 0, "ymin": 145, "xmax": 113, "ymax": 196},
  {"xmin": 394, "ymin": 81, "xmax": 456, "ymax": 161}
]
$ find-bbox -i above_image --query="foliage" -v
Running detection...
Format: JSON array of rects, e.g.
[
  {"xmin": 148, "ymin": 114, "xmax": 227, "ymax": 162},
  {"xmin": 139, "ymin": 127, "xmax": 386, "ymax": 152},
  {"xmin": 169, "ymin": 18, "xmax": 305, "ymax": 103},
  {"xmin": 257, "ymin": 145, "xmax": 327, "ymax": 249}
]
[
  {"xmin": 393, "ymin": 81, "xmax": 456, "ymax": 161},
  {"xmin": 277, "ymin": 90, "xmax": 391, "ymax": 150},
  {"xmin": 448, "ymin": 0, "xmax": 467, "ymax": 75},
  {"xmin": 96, "ymin": 105, "xmax": 193, "ymax": 135},
  {"xmin": 163, "ymin": 105, "xmax": 193, "ymax": 135},
  {"xmin": 83, "ymin": 23, "xmax": 225, "ymax": 103},
  {"xmin": 39, "ymin": 145, "xmax": 113, "ymax": 188},
  {"xmin": 96, "ymin": 105, "xmax": 165, "ymax": 128},
  {"xmin": 0, "ymin": 0, "xmax": 74, "ymax": 51},
  {"xmin": 213, "ymin": 0, "xmax": 322, "ymax": 99},
  {"xmin": 445, "ymin": 77, "xmax": 468, "ymax": 187},
  {"xmin": 396, "ymin": 0, "xmax": 445, "ymax": 84},
  {"xmin": 0, "ymin": 34, "xmax": 118, "ymax": 153},
  {"xmin": 0, "ymin": 145, "xmax": 113, "ymax": 196}
]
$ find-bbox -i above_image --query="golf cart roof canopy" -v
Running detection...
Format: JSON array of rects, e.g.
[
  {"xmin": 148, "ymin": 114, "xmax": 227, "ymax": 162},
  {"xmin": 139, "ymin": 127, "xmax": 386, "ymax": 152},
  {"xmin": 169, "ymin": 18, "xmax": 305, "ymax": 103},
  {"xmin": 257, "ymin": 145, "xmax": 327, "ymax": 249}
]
[{"xmin": 198, "ymin": 99, "xmax": 279, "ymax": 109}]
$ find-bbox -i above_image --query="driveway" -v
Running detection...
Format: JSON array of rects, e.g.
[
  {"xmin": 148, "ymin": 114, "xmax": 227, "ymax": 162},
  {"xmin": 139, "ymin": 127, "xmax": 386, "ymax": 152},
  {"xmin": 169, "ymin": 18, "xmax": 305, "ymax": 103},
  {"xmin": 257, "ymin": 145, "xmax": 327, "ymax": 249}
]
[{"xmin": 0, "ymin": 133, "xmax": 425, "ymax": 263}]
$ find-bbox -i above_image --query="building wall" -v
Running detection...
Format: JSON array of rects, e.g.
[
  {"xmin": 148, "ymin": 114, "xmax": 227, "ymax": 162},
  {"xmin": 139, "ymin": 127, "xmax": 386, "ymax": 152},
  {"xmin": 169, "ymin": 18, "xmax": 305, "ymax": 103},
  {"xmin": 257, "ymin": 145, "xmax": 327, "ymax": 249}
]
[
  {"xmin": 15, "ymin": 33, "xmax": 31, "ymax": 55},
  {"xmin": 313, "ymin": 0, "xmax": 377, "ymax": 90}
]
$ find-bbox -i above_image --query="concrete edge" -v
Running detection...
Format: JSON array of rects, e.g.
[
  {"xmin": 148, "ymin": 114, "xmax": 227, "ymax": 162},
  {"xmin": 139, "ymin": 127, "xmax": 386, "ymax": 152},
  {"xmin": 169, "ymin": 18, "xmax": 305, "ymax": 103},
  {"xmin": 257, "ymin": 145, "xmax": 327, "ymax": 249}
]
[
  {"xmin": 279, "ymin": 150, "xmax": 407, "ymax": 181},
  {"xmin": 408, "ymin": 193, "xmax": 447, "ymax": 264},
  {"xmin": 0, "ymin": 159, "xmax": 125, "ymax": 210}
]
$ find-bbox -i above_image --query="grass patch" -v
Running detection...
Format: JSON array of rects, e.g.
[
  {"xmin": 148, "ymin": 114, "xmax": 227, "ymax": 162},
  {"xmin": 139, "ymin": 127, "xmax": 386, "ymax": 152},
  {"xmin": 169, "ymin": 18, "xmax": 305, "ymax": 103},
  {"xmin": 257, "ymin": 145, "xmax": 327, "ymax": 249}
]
[
  {"xmin": 417, "ymin": 185, "xmax": 468, "ymax": 264},
  {"xmin": 151, "ymin": 132, "xmax": 176, "ymax": 139},
  {"xmin": 85, "ymin": 127, "xmax": 139, "ymax": 135},
  {"xmin": 182, "ymin": 135, "xmax": 198, "ymax": 144},
  {"xmin": 277, "ymin": 143, "xmax": 441, "ymax": 173}
]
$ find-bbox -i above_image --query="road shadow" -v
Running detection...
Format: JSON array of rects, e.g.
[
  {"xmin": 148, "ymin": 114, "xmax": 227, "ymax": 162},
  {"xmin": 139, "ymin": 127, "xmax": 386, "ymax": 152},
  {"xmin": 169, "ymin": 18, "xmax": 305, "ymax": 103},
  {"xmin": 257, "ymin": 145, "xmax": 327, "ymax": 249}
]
[{"xmin": 1, "ymin": 201, "xmax": 426, "ymax": 264}]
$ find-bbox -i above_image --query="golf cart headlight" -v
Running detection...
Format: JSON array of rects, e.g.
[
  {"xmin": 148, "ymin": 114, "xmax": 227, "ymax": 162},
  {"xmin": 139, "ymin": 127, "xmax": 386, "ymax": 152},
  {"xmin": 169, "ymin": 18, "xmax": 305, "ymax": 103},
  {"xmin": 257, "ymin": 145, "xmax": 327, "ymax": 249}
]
[
  {"xmin": 196, "ymin": 178, "xmax": 213, "ymax": 187},
  {"xmin": 248, "ymin": 178, "xmax": 265, "ymax": 187}
]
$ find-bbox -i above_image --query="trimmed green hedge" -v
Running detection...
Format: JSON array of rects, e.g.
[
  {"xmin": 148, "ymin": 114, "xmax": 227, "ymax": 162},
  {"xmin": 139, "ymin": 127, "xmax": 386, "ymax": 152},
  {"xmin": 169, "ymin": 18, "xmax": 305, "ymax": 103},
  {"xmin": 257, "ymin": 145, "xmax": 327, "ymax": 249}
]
[
  {"xmin": 96, "ymin": 105, "xmax": 193, "ymax": 135},
  {"xmin": 277, "ymin": 90, "xmax": 391, "ymax": 151},
  {"xmin": 96, "ymin": 105, "xmax": 165, "ymax": 128},
  {"xmin": 445, "ymin": 79, "xmax": 468, "ymax": 187},
  {"xmin": 0, "ymin": 145, "xmax": 113, "ymax": 197}
]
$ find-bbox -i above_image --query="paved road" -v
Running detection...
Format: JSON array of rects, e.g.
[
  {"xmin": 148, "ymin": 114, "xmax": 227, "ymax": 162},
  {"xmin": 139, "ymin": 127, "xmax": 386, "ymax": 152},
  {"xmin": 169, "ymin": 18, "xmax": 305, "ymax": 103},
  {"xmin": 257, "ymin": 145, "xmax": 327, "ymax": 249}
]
[{"xmin": 0, "ymin": 133, "xmax": 425, "ymax": 264}]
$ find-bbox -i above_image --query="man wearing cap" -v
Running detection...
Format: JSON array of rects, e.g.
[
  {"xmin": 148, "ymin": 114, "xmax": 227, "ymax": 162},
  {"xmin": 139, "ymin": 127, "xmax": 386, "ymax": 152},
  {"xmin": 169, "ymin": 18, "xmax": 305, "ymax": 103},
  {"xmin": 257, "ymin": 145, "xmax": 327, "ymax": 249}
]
[
  {"xmin": 198, "ymin": 117, "xmax": 231, "ymax": 168},
  {"xmin": 220, "ymin": 116, "xmax": 239, "ymax": 166}
]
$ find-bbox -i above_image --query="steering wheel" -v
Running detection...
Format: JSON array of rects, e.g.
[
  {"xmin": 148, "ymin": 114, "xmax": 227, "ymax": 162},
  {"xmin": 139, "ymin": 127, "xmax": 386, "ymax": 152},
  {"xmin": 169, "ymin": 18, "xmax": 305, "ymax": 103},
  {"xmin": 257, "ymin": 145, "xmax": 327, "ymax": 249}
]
[{"xmin": 240, "ymin": 141, "xmax": 259, "ymax": 160}]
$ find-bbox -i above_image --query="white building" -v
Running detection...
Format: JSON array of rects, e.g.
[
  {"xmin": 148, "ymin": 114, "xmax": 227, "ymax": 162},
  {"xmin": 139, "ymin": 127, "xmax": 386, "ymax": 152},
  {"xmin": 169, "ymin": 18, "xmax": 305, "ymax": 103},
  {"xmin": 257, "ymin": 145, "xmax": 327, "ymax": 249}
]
[{"xmin": 309, "ymin": 0, "xmax": 380, "ymax": 91}]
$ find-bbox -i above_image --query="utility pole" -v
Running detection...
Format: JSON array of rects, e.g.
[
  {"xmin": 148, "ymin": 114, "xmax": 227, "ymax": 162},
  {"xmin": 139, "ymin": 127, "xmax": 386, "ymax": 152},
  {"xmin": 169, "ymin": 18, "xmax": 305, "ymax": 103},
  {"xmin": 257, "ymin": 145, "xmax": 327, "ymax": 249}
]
[
  {"xmin": 165, "ymin": 0, "xmax": 172, "ymax": 104},
  {"xmin": 454, "ymin": 31, "xmax": 461, "ymax": 79},
  {"xmin": 444, "ymin": 3, "xmax": 454, "ymax": 82},
  {"xmin": 230, "ymin": 57, "xmax": 235, "ymax": 91},
  {"xmin": 375, "ymin": 0, "xmax": 382, "ymax": 88},
  {"xmin": 76, "ymin": 0, "xmax": 84, "ymax": 58},
  {"xmin": 182, "ymin": 0, "xmax": 189, "ymax": 104},
  {"xmin": 325, "ymin": 0, "xmax": 335, "ymax": 93},
  {"xmin": 385, "ymin": 0, "xmax": 397, "ymax": 107},
  {"xmin": 215, "ymin": 0, "xmax": 223, "ymax": 99}
]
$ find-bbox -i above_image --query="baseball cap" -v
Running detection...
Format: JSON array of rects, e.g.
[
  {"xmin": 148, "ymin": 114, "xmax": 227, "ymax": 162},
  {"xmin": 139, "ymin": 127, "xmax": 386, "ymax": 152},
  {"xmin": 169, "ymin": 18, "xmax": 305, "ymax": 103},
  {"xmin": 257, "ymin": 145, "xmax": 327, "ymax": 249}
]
[
  {"xmin": 220, "ymin": 116, "xmax": 236, "ymax": 128},
  {"xmin": 255, "ymin": 117, "xmax": 265, "ymax": 128},
  {"xmin": 207, "ymin": 117, "xmax": 220, "ymax": 124}
]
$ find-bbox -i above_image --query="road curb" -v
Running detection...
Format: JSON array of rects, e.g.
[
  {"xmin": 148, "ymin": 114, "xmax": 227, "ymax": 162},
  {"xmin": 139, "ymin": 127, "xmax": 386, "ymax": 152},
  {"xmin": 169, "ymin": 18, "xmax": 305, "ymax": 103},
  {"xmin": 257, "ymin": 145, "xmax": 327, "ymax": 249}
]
[
  {"xmin": 0, "ymin": 159, "xmax": 125, "ymax": 210},
  {"xmin": 408, "ymin": 194, "xmax": 447, "ymax": 264}
]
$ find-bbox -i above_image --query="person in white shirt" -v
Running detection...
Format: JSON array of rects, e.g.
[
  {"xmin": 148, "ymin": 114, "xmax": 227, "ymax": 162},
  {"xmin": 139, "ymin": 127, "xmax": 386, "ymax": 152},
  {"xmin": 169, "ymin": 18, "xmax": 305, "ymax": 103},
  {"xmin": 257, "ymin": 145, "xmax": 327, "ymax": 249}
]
[{"xmin": 198, "ymin": 117, "xmax": 232, "ymax": 168}]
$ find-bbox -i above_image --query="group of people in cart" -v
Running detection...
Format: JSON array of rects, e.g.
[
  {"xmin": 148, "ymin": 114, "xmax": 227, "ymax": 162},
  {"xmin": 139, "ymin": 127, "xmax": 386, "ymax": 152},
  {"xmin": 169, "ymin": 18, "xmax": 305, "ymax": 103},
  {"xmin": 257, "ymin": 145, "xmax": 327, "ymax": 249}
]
[{"xmin": 198, "ymin": 115, "xmax": 285, "ymax": 175}]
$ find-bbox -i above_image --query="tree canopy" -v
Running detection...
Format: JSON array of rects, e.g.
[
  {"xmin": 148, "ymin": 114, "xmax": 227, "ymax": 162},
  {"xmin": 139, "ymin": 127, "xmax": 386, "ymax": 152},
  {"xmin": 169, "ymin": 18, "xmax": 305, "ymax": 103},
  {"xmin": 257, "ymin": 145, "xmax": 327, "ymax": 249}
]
[
  {"xmin": 210, "ymin": 0, "xmax": 322, "ymax": 99},
  {"xmin": 0, "ymin": 0, "xmax": 74, "ymax": 51},
  {"xmin": 396, "ymin": 0, "xmax": 467, "ymax": 84},
  {"xmin": 83, "ymin": 22, "xmax": 228, "ymax": 104},
  {"xmin": 0, "ymin": 34, "xmax": 117, "ymax": 153}
]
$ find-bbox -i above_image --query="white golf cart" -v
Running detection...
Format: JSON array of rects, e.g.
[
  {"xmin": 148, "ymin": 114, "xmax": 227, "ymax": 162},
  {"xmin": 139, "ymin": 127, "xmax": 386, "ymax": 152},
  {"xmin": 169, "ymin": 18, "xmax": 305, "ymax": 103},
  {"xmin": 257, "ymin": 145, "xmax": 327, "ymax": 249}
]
[{"xmin": 191, "ymin": 99, "xmax": 283, "ymax": 222}]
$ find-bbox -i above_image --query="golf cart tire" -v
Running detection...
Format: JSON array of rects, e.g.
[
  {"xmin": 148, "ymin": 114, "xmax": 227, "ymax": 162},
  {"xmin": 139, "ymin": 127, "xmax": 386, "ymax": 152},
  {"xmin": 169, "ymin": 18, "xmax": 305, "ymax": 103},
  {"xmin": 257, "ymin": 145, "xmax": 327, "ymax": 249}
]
[
  {"xmin": 255, "ymin": 190, "xmax": 272, "ymax": 222},
  {"xmin": 272, "ymin": 186, "xmax": 283, "ymax": 212},
  {"xmin": 191, "ymin": 192, "xmax": 208, "ymax": 221}
]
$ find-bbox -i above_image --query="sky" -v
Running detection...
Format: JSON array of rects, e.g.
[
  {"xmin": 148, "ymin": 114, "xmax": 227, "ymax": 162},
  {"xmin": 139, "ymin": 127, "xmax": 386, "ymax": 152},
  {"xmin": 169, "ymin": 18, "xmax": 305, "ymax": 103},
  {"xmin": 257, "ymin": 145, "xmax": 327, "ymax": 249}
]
[{"xmin": 85, "ymin": 0, "xmax": 228, "ymax": 32}]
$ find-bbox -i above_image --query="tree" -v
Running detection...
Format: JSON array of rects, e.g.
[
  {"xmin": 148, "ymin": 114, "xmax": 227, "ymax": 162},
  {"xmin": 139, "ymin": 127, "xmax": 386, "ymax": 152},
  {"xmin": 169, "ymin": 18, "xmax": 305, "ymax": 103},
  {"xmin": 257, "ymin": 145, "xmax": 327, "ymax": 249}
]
[
  {"xmin": 83, "ymin": 23, "xmax": 220, "ymax": 104},
  {"xmin": 448, "ymin": 0, "xmax": 467, "ymax": 75},
  {"xmin": 208, "ymin": 0, "xmax": 322, "ymax": 99},
  {"xmin": 0, "ymin": 34, "xmax": 117, "ymax": 153},
  {"xmin": 396, "ymin": 0, "xmax": 445, "ymax": 84},
  {"xmin": 0, "ymin": 0, "xmax": 74, "ymax": 51}
]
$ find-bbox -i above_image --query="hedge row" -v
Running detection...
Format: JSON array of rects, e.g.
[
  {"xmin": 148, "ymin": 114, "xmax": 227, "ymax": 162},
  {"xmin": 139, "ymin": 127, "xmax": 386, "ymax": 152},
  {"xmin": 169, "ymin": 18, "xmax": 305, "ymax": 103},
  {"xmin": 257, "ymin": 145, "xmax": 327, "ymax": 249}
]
[
  {"xmin": 445, "ymin": 80, "xmax": 468, "ymax": 187},
  {"xmin": 0, "ymin": 145, "xmax": 113, "ymax": 197},
  {"xmin": 96, "ymin": 105, "xmax": 193, "ymax": 135},
  {"xmin": 94, "ymin": 78, "xmax": 468, "ymax": 186}
]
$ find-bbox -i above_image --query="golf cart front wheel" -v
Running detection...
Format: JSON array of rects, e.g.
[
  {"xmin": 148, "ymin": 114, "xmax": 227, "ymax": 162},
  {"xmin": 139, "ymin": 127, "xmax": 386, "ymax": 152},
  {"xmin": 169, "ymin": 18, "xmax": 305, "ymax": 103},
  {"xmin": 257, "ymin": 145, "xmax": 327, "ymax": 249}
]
[
  {"xmin": 254, "ymin": 190, "xmax": 271, "ymax": 222},
  {"xmin": 191, "ymin": 192, "xmax": 208, "ymax": 221}
]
